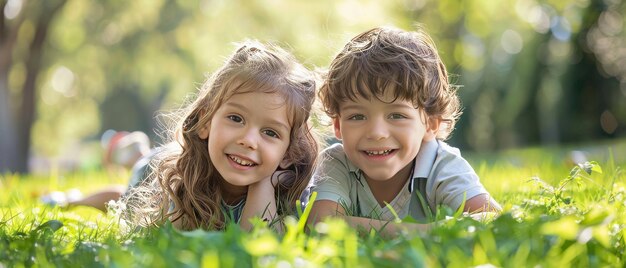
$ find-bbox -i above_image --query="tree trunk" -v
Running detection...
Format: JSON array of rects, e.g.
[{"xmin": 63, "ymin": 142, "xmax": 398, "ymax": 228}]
[
  {"xmin": 0, "ymin": 74, "xmax": 18, "ymax": 173},
  {"xmin": 0, "ymin": 0, "xmax": 67, "ymax": 173},
  {"xmin": 0, "ymin": 0, "xmax": 23, "ymax": 173}
]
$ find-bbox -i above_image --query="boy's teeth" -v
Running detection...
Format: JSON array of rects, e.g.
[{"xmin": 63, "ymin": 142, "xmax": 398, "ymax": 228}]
[
  {"xmin": 229, "ymin": 155, "xmax": 254, "ymax": 166},
  {"xmin": 366, "ymin": 149, "xmax": 392, "ymax": 155}
]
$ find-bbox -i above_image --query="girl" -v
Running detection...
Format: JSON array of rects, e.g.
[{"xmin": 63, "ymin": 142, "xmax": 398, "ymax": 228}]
[{"xmin": 121, "ymin": 40, "xmax": 318, "ymax": 231}]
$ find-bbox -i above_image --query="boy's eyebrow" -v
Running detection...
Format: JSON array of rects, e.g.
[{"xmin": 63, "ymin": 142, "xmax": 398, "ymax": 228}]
[
  {"xmin": 340, "ymin": 102, "xmax": 416, "ymax": 111},
  {"xmin": 339, "ymin": 103, "xmax": 364, "ymax": 111},
  {"xmin": 225, "ymin": 102, "xmax": 291, "ymax": 133},
  {"xmin": 386, "ymin": 103, "xmax": 416, "ymax": 110}
]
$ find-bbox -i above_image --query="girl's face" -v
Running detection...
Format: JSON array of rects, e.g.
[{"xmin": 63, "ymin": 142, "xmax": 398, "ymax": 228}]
[{"xmin": 198, "ymin": 91, "xmax": 291, "ymax": 188}]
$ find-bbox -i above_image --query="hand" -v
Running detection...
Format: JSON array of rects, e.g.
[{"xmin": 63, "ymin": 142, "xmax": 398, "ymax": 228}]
[
  {"xmin": 467, "ymin": 211, "xmax": 498, "ymax": 222},
  {"xmin": 242, "ymin": 170, "xmax": 289, "ymax": 231},
  {"xmin": 268, "ymin": 169, "xmax": 295, "ymax": 188}
]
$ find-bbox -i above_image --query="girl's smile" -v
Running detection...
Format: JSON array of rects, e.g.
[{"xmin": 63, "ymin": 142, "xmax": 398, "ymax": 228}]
[{"xmin": 227, "ymin": 154, "xmax": 257, "ymax": 168}]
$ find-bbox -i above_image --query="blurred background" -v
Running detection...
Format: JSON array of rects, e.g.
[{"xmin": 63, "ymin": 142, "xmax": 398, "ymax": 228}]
[{"xmin": 0, "ymin": 0, "xmax": 624, "ymax": 174}]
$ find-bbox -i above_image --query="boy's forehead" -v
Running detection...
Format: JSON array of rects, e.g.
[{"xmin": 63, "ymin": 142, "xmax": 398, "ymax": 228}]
[
  {"xmin": 338, "ymin": 93, "xmax": 415, "ymax": 110},
  {"xmin": 339, "ymin": 89, "xmax": 410, "ymax": 105}
]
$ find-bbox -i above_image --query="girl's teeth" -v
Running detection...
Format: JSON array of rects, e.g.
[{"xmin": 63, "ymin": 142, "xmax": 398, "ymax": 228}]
[
  {"xmin": 229, "ymin": 155, "xmax": 254, "ymax": 166},
  {"xmin": 366, "ymin": 149, "xmax": 392, "ymax": 155}
]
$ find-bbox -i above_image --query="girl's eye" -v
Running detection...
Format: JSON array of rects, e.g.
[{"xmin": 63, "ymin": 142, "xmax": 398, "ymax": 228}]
[
  {"xmin": 347, "ymin": 114, "xmax": 366, "ymax": 120},
  {"xmin": 262, "ymin": 129, "xmax": 280, "ymax": 139},
  {"xmin": 227, "ymin": 115, "xmax": 244, "ymax": 123},
  {"xmin": 389, "ymin": 113, "xmax": 407, "ymax": 120}
]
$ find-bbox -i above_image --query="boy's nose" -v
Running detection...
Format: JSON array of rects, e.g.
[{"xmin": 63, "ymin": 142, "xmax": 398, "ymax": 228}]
[
  {"xmin": 237, "ymin": 129, "xmax": 258, "ymax": 150},
  {"xmin": 365, "ymin": 118, "xmax": 389, "ymax": 140}
]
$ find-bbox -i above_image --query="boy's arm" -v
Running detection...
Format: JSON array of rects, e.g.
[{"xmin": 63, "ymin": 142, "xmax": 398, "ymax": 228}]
[
  {"xmin": 308, "ymin": 197, "xmax": 500, "ymax": 238},
  {"xmin": 308, "ymin": 200, "xmax": 431, "ymax": 239},
  {"xmin": 463, "ymin": 193, "xmax": 502, "ymax": 213}
]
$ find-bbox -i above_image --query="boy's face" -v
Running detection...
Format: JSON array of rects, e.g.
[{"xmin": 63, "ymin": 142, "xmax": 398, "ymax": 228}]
[{"xmin": 333, "ymin": 91, "xmax": 439, "ymax": 182}]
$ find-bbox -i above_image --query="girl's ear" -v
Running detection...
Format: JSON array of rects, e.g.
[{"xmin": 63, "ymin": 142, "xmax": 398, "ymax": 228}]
[
  {"xmin": 198, "ymin": 124, "xmax": 210, "ymax": 139},
  {"xmin": 197, "ymin": 109, "xmax": 210, "ymax": 139},
  {"xmin": 333, "ymin": 117, "xmax": 342, "ymax": 140}
]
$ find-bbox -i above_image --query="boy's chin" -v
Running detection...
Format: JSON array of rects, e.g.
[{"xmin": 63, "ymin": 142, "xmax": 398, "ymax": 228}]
[{"xmin": 359, "ymin": 169, "xmax": 398, "ymax": 182}]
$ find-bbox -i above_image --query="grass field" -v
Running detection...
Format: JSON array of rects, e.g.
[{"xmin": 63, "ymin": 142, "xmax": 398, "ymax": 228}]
[{"xmin": 1, "ymin": 140, "xmax": 625, "ymax": 267}]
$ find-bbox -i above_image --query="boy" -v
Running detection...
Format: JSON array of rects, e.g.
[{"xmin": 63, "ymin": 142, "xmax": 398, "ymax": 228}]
[{"xmin": 307, "ymin": 26, "xmax": 501, "ymax": 235}]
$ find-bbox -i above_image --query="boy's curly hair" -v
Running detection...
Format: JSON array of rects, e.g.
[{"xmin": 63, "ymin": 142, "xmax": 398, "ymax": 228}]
[{"xmin": 319, "ymin": 26, "xmax": 461, "ymax": 139}]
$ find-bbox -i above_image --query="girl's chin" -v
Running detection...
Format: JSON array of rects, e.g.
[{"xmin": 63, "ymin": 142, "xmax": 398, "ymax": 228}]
[{"xmin": 220, "ymin": 177, "xmax": 250, "ymax": 188}]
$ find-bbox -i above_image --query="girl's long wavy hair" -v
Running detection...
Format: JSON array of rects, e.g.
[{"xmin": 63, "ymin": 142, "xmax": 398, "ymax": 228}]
[{"xmin": 122, "ymin": 40, "xmax": 318, "ymax": 231}]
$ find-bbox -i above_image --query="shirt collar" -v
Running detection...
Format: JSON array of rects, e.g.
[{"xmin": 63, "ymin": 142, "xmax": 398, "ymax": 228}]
[{"xmin": 409, "ymin": 139, "xmax": 439, "ymax": 192}]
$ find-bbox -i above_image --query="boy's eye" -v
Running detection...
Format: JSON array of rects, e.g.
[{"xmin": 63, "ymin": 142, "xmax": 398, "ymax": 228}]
[
  {"xmin": 388, "ymin": 113, "xmax": 407, "ymax": 119},
  {"xmin": 227, "ymin": 115, "xmax": 244, "ymax": 123},
  {"xmin": 347, "ymin": 114, "xmax": 366, "ymax": 120},
  {"xmin": 262, "ymin": 129, "xmax": 280, "ymax": 139}
]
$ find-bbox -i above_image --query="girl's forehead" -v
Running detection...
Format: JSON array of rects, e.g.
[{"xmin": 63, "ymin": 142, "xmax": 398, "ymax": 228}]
[{"xmin": 227, "ymin": 91, "xmax": 286, "ymax": 106}]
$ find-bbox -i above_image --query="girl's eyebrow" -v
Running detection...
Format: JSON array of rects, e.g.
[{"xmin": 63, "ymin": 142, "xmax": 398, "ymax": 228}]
[
  {"xmin": 267, "ymin": 119, "xmax": 291, "ymax": 134},
  {"xmin": 224, "ymin": 102, "xmax": 250, "ymax": 112}
]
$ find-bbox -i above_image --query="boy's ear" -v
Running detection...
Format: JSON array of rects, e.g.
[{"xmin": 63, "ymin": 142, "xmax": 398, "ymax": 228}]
[
  {"xmin": 424, "ymin": 116, "xmax": 441, "ymax": 141},
  {"xmin": 333, "ymin": 117, "xmax": 342, "ymax": 140},
  {"xmin": 197, "ymin": 109, "xmax": 210, "ymax": 139}
]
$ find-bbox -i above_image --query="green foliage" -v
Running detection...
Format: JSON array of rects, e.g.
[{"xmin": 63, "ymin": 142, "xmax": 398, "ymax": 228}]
[
  {"xmin": 3, "ymin": 0, "xmax": 625, "ymax": 171},
  {"xmin": 1, "ymin": 147, "xmax": 626, "ymax": 267}
]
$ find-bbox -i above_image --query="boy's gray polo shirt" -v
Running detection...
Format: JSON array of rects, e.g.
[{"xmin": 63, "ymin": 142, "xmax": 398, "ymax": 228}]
[{"xmin": 309, "ymin": 139, "xmax": 488, "ymax": 221}]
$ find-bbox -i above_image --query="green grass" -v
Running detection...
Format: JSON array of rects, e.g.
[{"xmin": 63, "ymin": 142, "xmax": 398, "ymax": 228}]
[{"xmin": 1, "ymin": 142, "xmax": 625, "ymax": 267}]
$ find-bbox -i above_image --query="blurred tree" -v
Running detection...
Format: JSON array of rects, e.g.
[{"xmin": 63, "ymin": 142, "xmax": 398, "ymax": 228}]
[
  {"xmin": 1, "ymin": 0, "xmax": 67, "ymax": 173},
  {"xmin": 399, "ymin": 0, "xmax": 625, "ymax": 151},
  {"xmin": 2, "ymin": 0, "xmax": 625, "ymax": 173}
]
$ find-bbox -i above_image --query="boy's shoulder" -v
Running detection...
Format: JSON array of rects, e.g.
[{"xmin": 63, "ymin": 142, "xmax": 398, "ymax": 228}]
[
  {"xmin": 321, "ymin": 142, "xmax": 346, "ymax": 158},
  {"xmin": 320, "ymin": 143, "xmax": 353, "ymax": 166},
  {"xmin": 318, "ymin": 143, "xmax": 360, "ymax": 176},
  {"xmin": 436, "ymin": 140, "xmax": 462, "ymax": 157},
  {"xmin": 430, "ymin": 140, "xmax": 474, "ymax": 176}
]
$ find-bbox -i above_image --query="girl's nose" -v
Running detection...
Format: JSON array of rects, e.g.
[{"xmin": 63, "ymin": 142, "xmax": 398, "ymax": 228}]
[{"xmin": 237, "ymin": 129, "xmax": 258, "ymax": 150}]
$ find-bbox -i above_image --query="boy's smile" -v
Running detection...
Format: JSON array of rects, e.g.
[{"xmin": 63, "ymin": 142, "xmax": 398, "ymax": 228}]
[{"xmin": 334, "ymin": 91, "xmax": 439, "ymax": 184}]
